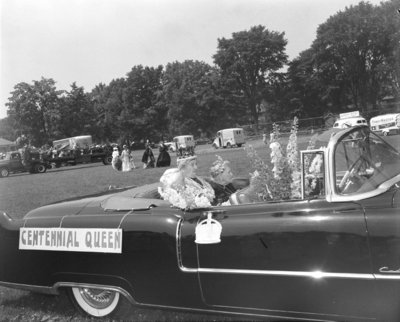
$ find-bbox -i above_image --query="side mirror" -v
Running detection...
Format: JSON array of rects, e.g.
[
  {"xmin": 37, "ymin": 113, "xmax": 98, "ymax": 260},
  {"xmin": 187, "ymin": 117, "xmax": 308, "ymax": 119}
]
[{"xmin": 301, "ymin": 150, "xmax": 325, "ymax": 199}]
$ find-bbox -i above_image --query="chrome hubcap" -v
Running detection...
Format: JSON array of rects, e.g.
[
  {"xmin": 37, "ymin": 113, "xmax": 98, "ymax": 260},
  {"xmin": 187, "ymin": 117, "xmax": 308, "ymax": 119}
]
[{"xmin": 78, "ymin": 288, "xmax": 117, "ymax": 309}]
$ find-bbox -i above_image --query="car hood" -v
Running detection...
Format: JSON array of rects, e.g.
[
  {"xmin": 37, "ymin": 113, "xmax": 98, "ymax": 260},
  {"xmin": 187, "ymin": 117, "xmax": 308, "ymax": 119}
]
[
  {"xmin": 24, "ymin": 195, "xmax": 108, "ymax": 219},
  {"xmin": 24, "ymin": 183, "xmax": 170, "ymax": 219}
]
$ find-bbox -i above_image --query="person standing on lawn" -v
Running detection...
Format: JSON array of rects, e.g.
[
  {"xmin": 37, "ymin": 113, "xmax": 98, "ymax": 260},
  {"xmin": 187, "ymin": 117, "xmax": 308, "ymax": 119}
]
[
  {"xmin": 111, "ymin": 147, "xmax": 121, "ymax": 171},
  {"xmin": 142, "ymin": 141, "xmax": 155, "ymax": 169},
  {"xmin": 156, "ymin": 140, "xmax": 171, "ymax": 167},
  {"xmin": 121, "ymin": 145, "xmax": 131, "ymax": 172}
]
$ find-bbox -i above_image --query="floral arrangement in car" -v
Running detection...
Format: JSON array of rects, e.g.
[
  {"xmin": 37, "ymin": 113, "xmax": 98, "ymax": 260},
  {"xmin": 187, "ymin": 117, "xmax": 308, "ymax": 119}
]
[
  {"xmin": 158, "ymin": 166, "xmax": 215, "ymax": 210},
  {"xmin": 159, "ymin": 183, "xmax": 214, "ymax": 210},
  {"xmin": 246, "ymin": 117, "xmax": 302, "ymax": 201}
]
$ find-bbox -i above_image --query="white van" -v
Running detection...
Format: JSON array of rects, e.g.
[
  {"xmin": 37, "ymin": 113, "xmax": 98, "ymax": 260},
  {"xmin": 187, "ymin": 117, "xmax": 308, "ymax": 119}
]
[
  {"xmin": 212, "ymin": 128, "xmax": 245, "ymax": 148},
  {"xmin": 370, "ymin": 113, "xmax": 400, "ymax": 136},
  {"xmin": 170, "ymin": 135, "xmax": 195, "ymax": 156},
  {"xmin": 333, "ymin": 111, "xmax": 367, "ymax": 128}
]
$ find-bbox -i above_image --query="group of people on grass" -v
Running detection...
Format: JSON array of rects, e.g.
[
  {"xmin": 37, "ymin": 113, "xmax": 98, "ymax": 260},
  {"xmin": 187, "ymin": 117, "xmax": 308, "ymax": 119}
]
[{"xmin": 112, "ymin": 140, "xmax": 171, "ymax": 172}]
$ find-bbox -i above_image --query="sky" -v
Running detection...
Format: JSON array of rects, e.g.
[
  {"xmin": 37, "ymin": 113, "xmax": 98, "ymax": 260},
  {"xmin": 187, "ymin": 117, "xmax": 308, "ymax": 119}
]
[{"xmin": 0, "ymin": 0, "xmax": 387, "ymax": 119}]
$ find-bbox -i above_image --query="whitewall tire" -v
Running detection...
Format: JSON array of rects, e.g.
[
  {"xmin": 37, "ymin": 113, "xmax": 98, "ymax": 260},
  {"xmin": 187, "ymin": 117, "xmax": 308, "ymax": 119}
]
[{"xmin": 70, "ymin": 287, "xmax": 121, "ymax": 318}]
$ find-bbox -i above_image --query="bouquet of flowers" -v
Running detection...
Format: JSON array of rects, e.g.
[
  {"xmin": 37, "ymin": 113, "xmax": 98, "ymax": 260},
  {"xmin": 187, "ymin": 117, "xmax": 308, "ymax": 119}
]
[
  {"xmin": 245, "ymin": 145, "xmax": 273, "ymax": 201},
  {"xmin": 246, "ymin": 117, "xmax": 301, "ymax": 201},
  {"xmin": 158, "ymin": 177, "xmax": 214, "ymax": 210}
]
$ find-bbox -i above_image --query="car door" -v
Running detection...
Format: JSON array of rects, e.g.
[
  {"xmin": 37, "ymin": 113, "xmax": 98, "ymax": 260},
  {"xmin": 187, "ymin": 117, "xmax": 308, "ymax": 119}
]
[
  {"xmin": 189, "ymin": 199, "xmax": 376, "ymax": 320},
  {"xmin": 360, "ymin": 189, "xmax": 400, "ymax": 321},
  {"xmin": 9, "ymin": 153, "xmax": 24, "ymax": 171}
]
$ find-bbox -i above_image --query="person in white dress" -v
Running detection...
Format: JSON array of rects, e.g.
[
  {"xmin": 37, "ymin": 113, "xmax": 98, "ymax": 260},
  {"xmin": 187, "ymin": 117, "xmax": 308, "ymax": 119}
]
[
  {"xmin": 111, "ymin": 147, "xmax": 121, "ymax": 171},
  {"xmin": 121, "ymin": 145, "xmax": 131, "ymax": 172}
]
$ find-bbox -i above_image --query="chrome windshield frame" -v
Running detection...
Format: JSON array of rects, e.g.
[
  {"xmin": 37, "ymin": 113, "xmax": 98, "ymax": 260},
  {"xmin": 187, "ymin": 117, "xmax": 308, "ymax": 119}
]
[{"xmin": 324, "ymin": 126, "xmax": 400, "ymax": 202}]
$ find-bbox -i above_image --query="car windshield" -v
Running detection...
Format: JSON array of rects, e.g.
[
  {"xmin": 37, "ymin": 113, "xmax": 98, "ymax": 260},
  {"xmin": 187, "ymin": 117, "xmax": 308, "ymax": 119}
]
[{"xmin": 334, "ymin": 127, "xmax": 400, "ymax": 195}]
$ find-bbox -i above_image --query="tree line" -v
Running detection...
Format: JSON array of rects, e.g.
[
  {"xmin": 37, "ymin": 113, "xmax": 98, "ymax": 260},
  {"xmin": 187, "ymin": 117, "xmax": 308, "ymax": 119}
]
[{"xmin": 0, "ymin": 0, "xmax": 398, "ymax": 147}]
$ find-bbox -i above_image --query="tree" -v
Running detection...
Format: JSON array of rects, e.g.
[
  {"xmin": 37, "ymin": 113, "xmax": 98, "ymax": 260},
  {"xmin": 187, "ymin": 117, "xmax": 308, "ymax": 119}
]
[
  {"xmin": 91, "ymin": 79, "xmax": 127, "ymax": 144},
  {"xmin": 286, "ymin": 48, "xmax": 326, "ymax": 117},
  {"xmin": 311, "ymin": 1, "xmax": 398, "ymax": 111},
  {"xmin": 57, "ymin": 83, "xmax": 98, "ymax": 139},
  {"xmin": 375, "ymin": 0, "xmax": 400, "ymax": 100},
  {"xmin": 122, "ymin": 65, "xmax": 164, "ymax": 143},
  {"xmin": 6, "ymin": 78, "xmax": 63, "ymax": 146},
  {"xmin": 213, "ymin": 25, "xmax": 288, "ymax": 128},
  {"xmin": 160, "ymin": 60, "xmax": 233, "ymax": 138},
  {"xmin": 0, "ymin": 117, "xmax": 16, "ymax": 142}
]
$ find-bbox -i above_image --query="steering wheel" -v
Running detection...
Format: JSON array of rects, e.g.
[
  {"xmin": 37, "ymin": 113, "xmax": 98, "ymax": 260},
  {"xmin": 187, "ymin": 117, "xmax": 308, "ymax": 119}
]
[{"xmin": 338, "ymin": 156, "xmax": 366, "ymax": 194}]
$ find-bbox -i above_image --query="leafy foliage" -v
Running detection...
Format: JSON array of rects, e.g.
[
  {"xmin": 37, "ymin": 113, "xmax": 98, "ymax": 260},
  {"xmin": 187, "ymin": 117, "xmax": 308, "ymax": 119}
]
[
  {"xmin": 310, "ymin": 1, "xmax": 399, "ymax": 111},
  {"xmin": 1, "ymin": 2, "xmax": 399, "ymax": 146},
  {"xmin": 214, "ymin": 25, "xmax": 288, "ymax": 127},
  {"xmin": 6, "ymin": 78, "xmax": 63, "ymax": 146}
]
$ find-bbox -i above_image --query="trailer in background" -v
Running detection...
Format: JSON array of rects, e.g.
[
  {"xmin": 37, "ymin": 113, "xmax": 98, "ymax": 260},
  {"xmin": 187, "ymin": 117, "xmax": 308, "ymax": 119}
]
[
  {"xmin": 370, "ymin": 113, "xmax": 400, "ymax": 136},
  {"xmin": 46, "ymin": 135, "xmax": 112, "ymax": 167}
]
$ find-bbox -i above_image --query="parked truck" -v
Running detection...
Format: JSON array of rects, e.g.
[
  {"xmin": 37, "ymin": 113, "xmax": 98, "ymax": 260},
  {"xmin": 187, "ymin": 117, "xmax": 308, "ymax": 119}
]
[
  {"xmin": 212, "ymin": 128, "xmax": 245, "ymax": 148},
  {"xmin": 44, "ymin": 135, "xmax": 113, "ymax": 168},
  {"xmin": 0, "ymin": 150, "xmax": 50, "ymax": 177}
]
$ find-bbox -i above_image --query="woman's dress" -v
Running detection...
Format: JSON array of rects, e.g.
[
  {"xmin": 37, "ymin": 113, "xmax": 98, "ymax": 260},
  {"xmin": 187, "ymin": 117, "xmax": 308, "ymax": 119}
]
[
  {"xmin": 156, "ymin": 144, "xmax": 171, "ymax": 167},
  {"xmin": 111, "ymin": 150, "xmax": 121, "ymax": 171},
  {"xmin": 142, "ymin": 147, "xmax": 155, "ymax": 169},
  {"xmin": 121, "ymin": 149, "xmax": 131, "ymax": 172}
]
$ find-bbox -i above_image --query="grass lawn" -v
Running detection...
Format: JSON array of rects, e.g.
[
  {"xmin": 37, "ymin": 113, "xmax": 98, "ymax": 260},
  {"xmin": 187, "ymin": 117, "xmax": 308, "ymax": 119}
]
[
  {"xmin": 0, "ymin": 133, "xmax": 397, "ymax": 321},
  {"xmin": 0, "ymin": 139, "xmax": 275, "ymax": 322}
]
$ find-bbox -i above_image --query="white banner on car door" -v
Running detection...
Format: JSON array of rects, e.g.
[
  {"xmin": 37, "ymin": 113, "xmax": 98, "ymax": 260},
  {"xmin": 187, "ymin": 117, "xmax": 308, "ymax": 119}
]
[{"xmin": 19, "ymin": 227, "xmax": 122, "ymax": 253}]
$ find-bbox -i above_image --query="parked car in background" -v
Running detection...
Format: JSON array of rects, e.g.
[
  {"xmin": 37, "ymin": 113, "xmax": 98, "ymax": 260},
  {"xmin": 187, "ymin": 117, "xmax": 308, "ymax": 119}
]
[
  {"xmin": 370, "ymin": 113, "xmax": 400, "ymax": 136},
  {"xmin": 164, "ymin": 141, "xmax": 176, "ymax": 152},
  {"xmin": 333, "ymin": 111, "xmax": 367, "ymax": 128},
  {"xmin": 0, "ymin": 150, "xmax": 49, "ymax": 177},
  {"xmin": 1, "ymin": 126, "xmax": 399, "ymax": 321},
  {"xmin": 212, "ymin": 128, "xmax": 245, "ymax": 148},
  {"xmin": 171, "ymin": 135, "xmax": 195, "ymax": 156}
]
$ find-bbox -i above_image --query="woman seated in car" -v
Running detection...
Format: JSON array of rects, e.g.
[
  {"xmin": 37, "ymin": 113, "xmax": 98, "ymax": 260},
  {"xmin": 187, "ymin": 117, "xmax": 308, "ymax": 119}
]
[{"xmin": 158, "ymin": 155, "xmax": 215, "ymax": 210}]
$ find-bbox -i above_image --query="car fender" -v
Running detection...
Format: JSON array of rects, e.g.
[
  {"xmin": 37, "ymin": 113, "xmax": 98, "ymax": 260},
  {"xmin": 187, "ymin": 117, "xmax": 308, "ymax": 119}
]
[{"xmin": 53, "ymin": 273, "xmax": 136, "ymax": 304}]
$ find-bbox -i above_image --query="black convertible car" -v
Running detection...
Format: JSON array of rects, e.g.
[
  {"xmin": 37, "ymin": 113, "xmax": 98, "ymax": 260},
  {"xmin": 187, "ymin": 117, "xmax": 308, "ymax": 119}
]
[{"xmin": 0, "ymin": 126, "xmax": 400, "ymax": 321}]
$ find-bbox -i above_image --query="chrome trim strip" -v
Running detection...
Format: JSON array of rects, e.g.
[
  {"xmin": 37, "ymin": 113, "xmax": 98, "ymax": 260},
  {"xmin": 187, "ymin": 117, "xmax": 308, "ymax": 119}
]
[
  {"xmin": 196, "ymin": 268, "xmax": 374, "ymax": 280},
  {"xmin": 0, "ymin": 281, "xmax": 58, "ymax": 295},
  {"xmin": 178, "ymin": 258, "xmax": 375, "ymax": 279},
  {"xmin": 55, "ymin": 282, "xmax": 135, "ymax": 303},
  {"xmin": 0, "ymin": 281, "xmax": 135, "ymax": 303},
  {"xmin": 330, "ymin": 188, "xmax": 391, "ymax": 203},
  {"xmin": 176, "ymin": 217, "xmax": 190, "ymax": 270},
  {"xmin": 374, "ymin": 274, "xmax": 400, "ymax": 280},
  {"xmin": 175, "ymin": 212, "xmax": 375, "ymax": 280},
  {"xmin": 133, "ymin": 301, "xmax": 339, "ymax": 322},
  {"xmin": 118, "ymin": 211, "xmax": 132, "ymax": 229},
  {"xmin": 325, "ymin": 127, "xmax": 400, "ymax": 203}
]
